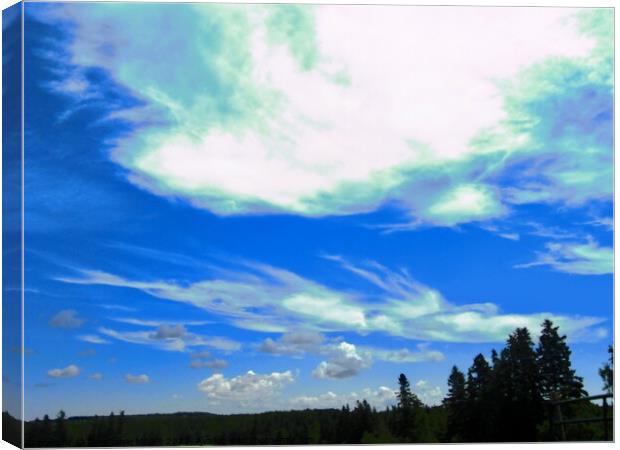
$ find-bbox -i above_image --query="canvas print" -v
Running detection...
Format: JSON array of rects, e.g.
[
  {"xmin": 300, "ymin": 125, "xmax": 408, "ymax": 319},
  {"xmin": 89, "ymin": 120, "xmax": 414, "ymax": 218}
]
[{"xmin": 2, "ymin": 1, "xmax": 614, "ymax": 447}]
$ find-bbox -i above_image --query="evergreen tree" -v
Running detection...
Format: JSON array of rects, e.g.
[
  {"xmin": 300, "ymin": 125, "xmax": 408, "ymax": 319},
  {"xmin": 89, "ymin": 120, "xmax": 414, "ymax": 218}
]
[
  {"xmin": 395, "ymin": 373, "xmax": 422, "ymax": 441},
  {"xmin": 599, "ymin": 345, "xmax": 613, "ymax": 394},
  {"xmin": 464, "ymin": 354, "xmax": 493, "ymax": 441},
  {"xmin": 536, "ymin": 319, "xmax": 586, "ymax": 400},
  {"xmin": 442, "ymin": 366, "xmax": 466, "ymax": 442},
  {"xmin": 498, "ymin": 327, "xmax": 543, "ymax": 441},
  {"xmin": 350, "ymin": 400, "xmax": 373, "ymax": 443}
]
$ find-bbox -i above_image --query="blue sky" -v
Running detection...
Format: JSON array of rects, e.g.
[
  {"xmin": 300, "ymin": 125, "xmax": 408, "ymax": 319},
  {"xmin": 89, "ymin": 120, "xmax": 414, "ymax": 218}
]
[{"xmin": 19, "ymin": 3, "xmax": 612, "ymax": 420}]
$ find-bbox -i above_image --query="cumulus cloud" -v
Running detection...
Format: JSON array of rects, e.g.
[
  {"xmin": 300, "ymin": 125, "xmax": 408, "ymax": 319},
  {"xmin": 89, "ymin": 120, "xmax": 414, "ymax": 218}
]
[
  {"xmin": 58, "ymin": 254, "xmax": 605, "ymax": 343},
  {"xmin": 413, "ymin": 379, "xmax": 443, "ymax": 406},
  {"xmin": 48, "ymin": 365, "xmax": 80, "ymax": 378},
  {"xmin": 49, "ymin": 309, "xmax": 85, "ymax": 329},
  {"xmin": 313, "ymin": 342, "xmax": 369, "ymax": 379},
  {"xmin": 515, "ymin": 237, "xmax": 613, "ymax": 275},
  {"xmin": 291, "ymin": 386, "xmax": 396, "ymax": 410},
  {"xmin": 32, "ymin": 4, "xmax": 611, "ymax": 225},
  {"xmin": 125, "ymin": 374, "xmax": 149, "ymax": 384},
  {"xmin": 198, "ymin": 370, "xmax": 294, "ymax": 403}
]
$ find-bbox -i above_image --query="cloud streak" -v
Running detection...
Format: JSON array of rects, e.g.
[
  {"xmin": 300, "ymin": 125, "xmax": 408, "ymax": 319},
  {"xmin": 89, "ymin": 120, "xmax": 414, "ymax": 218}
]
[
  {"xmin": 57, "ymin": 256, "xmax": 606, "ymax": 344},
  {"xmin": 515, "ymin": 237, "xmax": 613, "ymax": 275}
]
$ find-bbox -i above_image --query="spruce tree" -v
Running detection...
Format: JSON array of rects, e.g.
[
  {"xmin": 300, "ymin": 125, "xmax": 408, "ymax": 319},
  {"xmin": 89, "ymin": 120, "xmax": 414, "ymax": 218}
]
[
  {"xmin": 536, "ymin": 319, "xmax": 586, "ymax": 400},
  {"xmin": 443, "ymin": 366, "xmax": 466, "ymax": 442},
  {"xmin": 395, "ymin": 373, "xmax": 421, "ymax": 441},
  {"xmin": 464, "ymin": 354, "xmax": 493, "ymax": 442},
  {"xmin": 500, "ymin": 327, "xmax": 543, "ymax": 441},
  {"xmin": 599, "ymin": 345, "xmax": 613, "ymax": 394}
]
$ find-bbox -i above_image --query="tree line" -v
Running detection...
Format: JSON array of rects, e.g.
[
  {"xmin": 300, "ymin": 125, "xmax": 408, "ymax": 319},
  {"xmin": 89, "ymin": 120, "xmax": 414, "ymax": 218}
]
[
  {"xmin": 21, "ymin": 319, "xmax": 613, "ymax": 446},
  {"xmin": 442, "ymin": 319, "xmax": 612, "ymax": 442}
]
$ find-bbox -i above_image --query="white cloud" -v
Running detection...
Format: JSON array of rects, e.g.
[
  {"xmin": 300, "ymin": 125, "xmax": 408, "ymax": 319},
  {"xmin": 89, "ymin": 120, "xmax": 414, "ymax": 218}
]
[
  {"xmin": 77, "ymin": 334, "xmax": 110, "ymax": 345},
  {"xmin": 33, "ymin": 4, "xmax": 609, "ymax": 224},
  {"xmin": 90, "ymin": 372, "xmax": 103, "ymax": 380},
  {"xmin": 198, "ymin": 370, "xmax": 294, "ymax": 403},
  {"xmin": 498, "ymin": 233, "xmax": 520, "ymax": 241},
  {"xmin": 423, "ymin": 184, "xmax": 506, "ymax": 226},
  {"xmin": 112, "ymin": 318, "xmax": 210, "ymax": 327},
  {"xmin": 49, "ymin": 309, "xmax": 85, "ymax": 329},
  {"xmin": 98, "ymin": 304, "xmax": 136, "ymax": 312},
  {"xmin": 313, "ymin": 342, "xmax": 369, "ymax": 379},
  {"xmin": 189, "ymin": 359, "xmax": 229, "ymax": 370},
  {"xmin": 125, "ymin": 374, "xmax": 149, "ymax": 384},
  {"xmin": 257, "ymin": 333, "xmax": 444, "ymax": 377},
  {"xmin": 150, "ymin": 324, "xmax": 187, "ymax": 339},
  {"xmin": 98, "ymin": 325, "xmax": 241, "ymax": 353},
  {"xmin": 58, "ymin": 255, "xmax": 606, "ymax": 343},
  {"xmin": 413, "ymin": 380, "xmax": 443, "ymax": 406},
  {"xmin": 48, "ymin": 364, "xmax": 80, "ymax": 378},
  {"xmin": 366, "ymin": 344, "xmax": 445, "ymax": 363},
  {"xmin": 515, "ymin": 237, "xmax": 613, "ymax": 275},
  {"xmin": 291, "ymin": 386, "xmax": 396, "ymax": 410},
  {"xmin": 257, "ymin": 331, "xmax": 325, "ymax": 356}
]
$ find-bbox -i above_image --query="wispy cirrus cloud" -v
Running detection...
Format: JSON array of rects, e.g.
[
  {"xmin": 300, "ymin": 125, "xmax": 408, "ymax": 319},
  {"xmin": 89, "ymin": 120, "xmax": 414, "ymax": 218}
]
[
  {"xmin": 98, "ymin": 324, "xmax": 241, "ymax": 353},
  {"xmin": 77, "ymin": 334, "xmax": 110, "ymax": 345},
  {"xmin": 31, "ymin": 4, "xmax": 611, "ymax": 227},
  {"xmin": 363, "ymin": 344, "xmax": 445, "ymax": 364},
  {"xmin": 57, "ymin": 256, "xmax": 606, "ymax": 344},
  {"xmin": 515, "ymin": 237, "xmax": 613, "ymax": 275}
]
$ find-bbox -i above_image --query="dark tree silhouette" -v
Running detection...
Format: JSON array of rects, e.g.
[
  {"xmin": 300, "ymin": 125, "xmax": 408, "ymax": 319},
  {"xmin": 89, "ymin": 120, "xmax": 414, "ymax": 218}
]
[
  {"xmin": 464, "ymin": 353, "xmax": 494, "ymax": 441},
  {"xmin": 537, "ymin": 319, "xmax": 586, "ymax": 400},
  {"xmin": 443, "ymin": 365, "xmax": 467, "ymax": 442},
  {"xmin": 496, "ymin": 327, "xmax": 543, "ymax": 441},
  {"xmin": 395, "ymin": 373, "xmax": 422, "ymax": 441},
  {"xmin": 599, "ymin": 345, "xmax": 613, "ymax": 394}
]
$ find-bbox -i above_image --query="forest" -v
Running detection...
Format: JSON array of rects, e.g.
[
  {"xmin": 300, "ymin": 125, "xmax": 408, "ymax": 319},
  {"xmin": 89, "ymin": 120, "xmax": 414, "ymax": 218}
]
[{"xmin": 6, "ymin": 319, "xmax": 614, "ymax": 446}]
